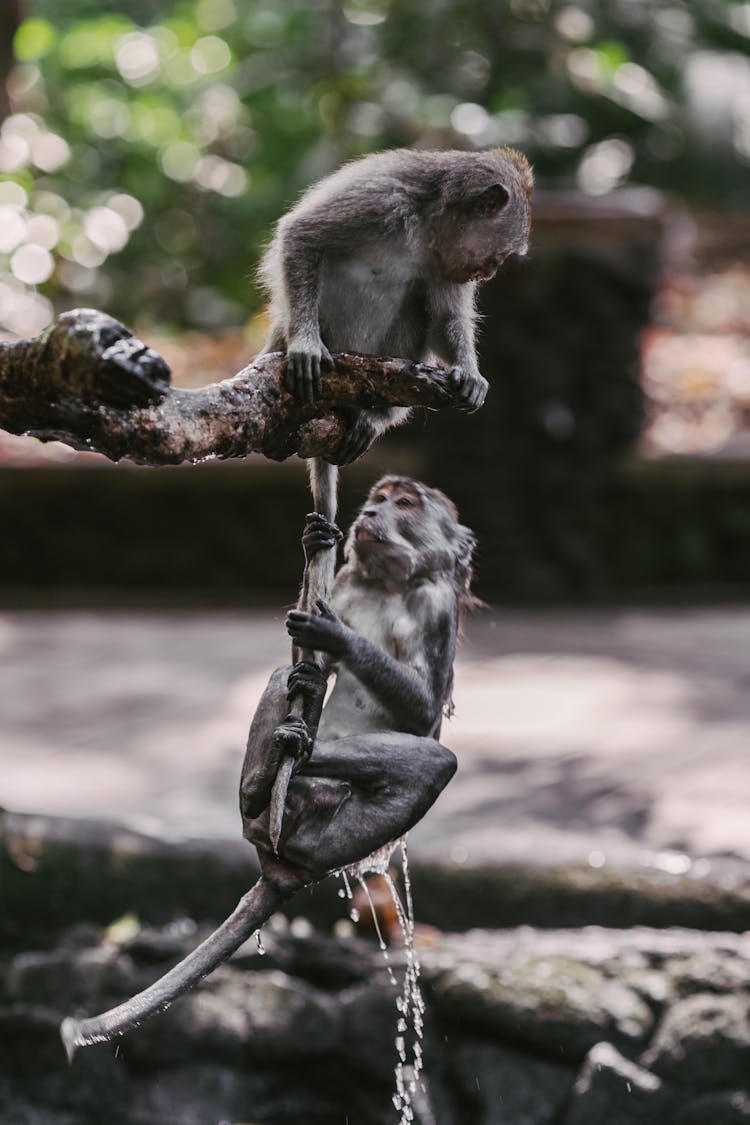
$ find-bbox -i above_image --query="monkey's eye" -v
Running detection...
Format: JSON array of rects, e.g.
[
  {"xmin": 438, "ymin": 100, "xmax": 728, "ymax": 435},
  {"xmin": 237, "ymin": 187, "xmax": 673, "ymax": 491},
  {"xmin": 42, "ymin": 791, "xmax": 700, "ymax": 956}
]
[
  {"xmin": 396, "ymin": 496, "xmax": 416, "ymax": 508},
  {"xmin": 373, "ymin": 492, "xmax": 388, "ymax": 504}
]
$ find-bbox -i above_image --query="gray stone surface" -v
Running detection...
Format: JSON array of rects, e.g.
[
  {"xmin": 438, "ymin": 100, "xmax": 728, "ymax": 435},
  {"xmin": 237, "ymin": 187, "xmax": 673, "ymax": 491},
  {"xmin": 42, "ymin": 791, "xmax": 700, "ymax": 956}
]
[
  {"xmin": 642, "ymin": 992, "xmax": 750, "ymax": 1092},
  {"xmin": 124, "ymin": 964, "xmax": 342, "ymax": 1066},
  {"xmin": 453, "ymin": 1041, "xmax": 573, "ymax": 1124},
  {"xmin": 673, "ymin": 1090, "xmax": 750, "ymax": 1124},
  {"xmin": 2, "ymin": 918, "xmax": 750, "ymax": 1124},
  {"xmin": 2, "ymin": 607, "xmax": 750, "ymax": 870},
  {"xmin": 7, "ymin": 946, "xmax": 139, "ymax": 1009},
  {"xmin": 429, "ymin": 943, "xmax": 654, "ymax": 1059},
  {"xmin": 563, "ymin": 1041, "xmax": 674, "ymax": 1125}
]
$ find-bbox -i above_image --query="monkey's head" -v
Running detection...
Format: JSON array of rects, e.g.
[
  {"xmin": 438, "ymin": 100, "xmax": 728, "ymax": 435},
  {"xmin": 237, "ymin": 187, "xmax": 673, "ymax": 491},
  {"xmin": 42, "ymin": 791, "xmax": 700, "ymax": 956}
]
[
  {"xmin": 427, "ymin": 148, "xmax": 533, "ymax": 285},
  {"xmin": 345, "ymin": 475, "xmax": 477, "ymax": 603}
]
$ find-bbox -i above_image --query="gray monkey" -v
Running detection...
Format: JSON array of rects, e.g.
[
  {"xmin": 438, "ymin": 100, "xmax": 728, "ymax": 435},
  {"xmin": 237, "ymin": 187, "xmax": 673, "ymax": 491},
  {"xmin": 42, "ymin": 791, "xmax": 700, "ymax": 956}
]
[
  {"xmin": 241, "ymin": 475, "xmax": 477, "ymax": 882},
  {"xmin": 61, "ymin": 477, "xmax": 476, "ymax": 1053},
  {"xmin": 257, "ymin": 145, "xmax": 533, "ymax": 568}
]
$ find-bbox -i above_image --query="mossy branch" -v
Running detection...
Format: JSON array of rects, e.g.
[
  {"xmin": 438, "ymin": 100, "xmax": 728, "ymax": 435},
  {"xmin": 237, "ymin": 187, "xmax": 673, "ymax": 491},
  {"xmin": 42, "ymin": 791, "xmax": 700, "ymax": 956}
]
[{"xmin": 0, "ymin": 308, "xmax": 459, "ymax": 465}]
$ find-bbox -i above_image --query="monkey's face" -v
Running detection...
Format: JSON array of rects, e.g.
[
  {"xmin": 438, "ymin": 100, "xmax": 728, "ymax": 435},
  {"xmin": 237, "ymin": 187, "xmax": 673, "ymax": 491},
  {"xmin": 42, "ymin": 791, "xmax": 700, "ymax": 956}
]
[
  {"xmin": 436, "ymin": 191, "xmax": 531, "ymax": 283},
  {"xmin": 431, "ymin": 151, "xmax": 533, "ymax": 285},
  {"xmin": 345, "ymin": 476, "xmax": 469, "ymax": 587}
]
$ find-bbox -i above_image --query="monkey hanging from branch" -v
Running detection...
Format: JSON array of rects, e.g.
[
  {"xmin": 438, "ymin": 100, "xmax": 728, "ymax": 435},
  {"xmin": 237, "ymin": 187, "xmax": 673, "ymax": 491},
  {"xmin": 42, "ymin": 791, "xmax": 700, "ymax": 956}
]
[
  {"xmin": 62, "ymin": 475, "xmax": 477, "ymax": 1053},
  {"xmin": 260, "ymin": 145, "xmax": 531, "ymax": 847},
  {"xmin": 61, "ymin": 146, "xmax": 532, "ymax": 1054}
]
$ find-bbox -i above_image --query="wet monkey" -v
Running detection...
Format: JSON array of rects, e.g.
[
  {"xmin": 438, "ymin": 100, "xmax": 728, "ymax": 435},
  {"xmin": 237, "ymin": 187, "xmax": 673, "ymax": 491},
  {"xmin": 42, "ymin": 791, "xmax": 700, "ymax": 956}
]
[
  {"xmin": 61, "ymin": 477, "xmax": 477, "ymax": 1053},
  {"xmin": 240, "ymin": 475, "xmax": 478, "ymax": 881},
  {"xmin": 257, "ymin": 146, "xmax": 533, "ymax": 587}
]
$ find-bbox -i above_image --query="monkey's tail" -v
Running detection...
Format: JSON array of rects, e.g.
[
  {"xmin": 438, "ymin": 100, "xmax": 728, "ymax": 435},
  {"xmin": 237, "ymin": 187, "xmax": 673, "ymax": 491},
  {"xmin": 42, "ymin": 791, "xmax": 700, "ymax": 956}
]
[
  {"xmin": 308, "ymin": 459, "xmax": 337, "ymax": 594},
  {"xmin": 60, "ymin": 875, "xmax": 288, "ymax": 1061},
  {"xmin": 270, "ymin": 455, "xmax": 339, "ymax": 852}
]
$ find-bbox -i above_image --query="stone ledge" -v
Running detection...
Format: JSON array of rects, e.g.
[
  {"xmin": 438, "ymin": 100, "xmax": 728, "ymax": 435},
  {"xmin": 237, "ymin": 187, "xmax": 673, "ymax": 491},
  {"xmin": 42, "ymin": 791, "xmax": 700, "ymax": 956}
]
[
  {"xmin": 3, "ymin": 810, "xmax": 750, "ymax": 946},
  {"xmin": 2, "ymin": 914, "xmax": 749, "ymax": 1124}
]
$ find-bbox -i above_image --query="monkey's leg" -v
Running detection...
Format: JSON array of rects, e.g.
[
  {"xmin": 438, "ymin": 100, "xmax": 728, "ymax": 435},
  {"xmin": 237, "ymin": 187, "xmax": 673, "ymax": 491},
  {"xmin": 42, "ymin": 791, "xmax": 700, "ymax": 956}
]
[
  {"xmin": 239, "ymin": 665, "xmax": 294, "ymax": 819},
  {"xmin": 60, "ymin": 874, "xmax": 293, "ymax": 1058},
  {"xmin": 277, "ymin": 733, "xmax": 457, "ymax": 875}
]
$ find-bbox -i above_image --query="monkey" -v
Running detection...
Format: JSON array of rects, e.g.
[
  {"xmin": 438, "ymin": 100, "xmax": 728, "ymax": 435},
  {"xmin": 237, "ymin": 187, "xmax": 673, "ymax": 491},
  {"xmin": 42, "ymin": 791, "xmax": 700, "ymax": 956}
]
[
  {"xmin": 61, "ymin": 476, "xmax": 476, "ymax": 1055},
  {"xmin": 256, "ymin": 145, "xmax": 532, "ymax": 601},
  {"xmin": 241, "ymin": 474, "xmax": 477, "ymax": 880}
]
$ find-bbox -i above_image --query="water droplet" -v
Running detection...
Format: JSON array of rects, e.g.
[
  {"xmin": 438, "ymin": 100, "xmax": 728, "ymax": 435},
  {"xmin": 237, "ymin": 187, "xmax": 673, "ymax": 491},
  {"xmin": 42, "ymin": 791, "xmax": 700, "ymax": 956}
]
[
  {"xmin": 349, "ymin": 907, "xmax": 360, "ymax": 923},
  {"xmin": 339, "ymin": 836, "xmax": 424, "ymax": 1125}
]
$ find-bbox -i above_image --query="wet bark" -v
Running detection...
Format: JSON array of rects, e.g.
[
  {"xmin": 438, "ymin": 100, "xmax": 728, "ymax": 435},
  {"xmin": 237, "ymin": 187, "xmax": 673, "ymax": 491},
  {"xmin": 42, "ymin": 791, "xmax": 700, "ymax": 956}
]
[{"xmin": 0, "ymin": 307, "xmax": 458, "ymax": 465}]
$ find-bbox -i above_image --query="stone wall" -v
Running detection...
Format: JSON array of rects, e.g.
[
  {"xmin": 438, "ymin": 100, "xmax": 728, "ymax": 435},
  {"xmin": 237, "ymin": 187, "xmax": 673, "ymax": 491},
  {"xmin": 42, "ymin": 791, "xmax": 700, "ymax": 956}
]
[{"xmin": 2, "ymin": 911, "xmax": 749, "ymax": 1124}]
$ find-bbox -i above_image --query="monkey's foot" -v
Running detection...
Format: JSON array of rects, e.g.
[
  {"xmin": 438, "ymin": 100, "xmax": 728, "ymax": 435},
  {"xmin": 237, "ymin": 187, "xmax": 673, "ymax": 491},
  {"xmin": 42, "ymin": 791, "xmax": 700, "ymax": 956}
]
[
  {"xmin": 327, "ymin": 410, "xmax": 377, "ymax": 465},
  {"xmin": 449, "ymin": 366, "xmax": 488, "ymax": 413},
  {"xmin": 287, "ymin": 659, "xmax": 328, "ymax": 713}
]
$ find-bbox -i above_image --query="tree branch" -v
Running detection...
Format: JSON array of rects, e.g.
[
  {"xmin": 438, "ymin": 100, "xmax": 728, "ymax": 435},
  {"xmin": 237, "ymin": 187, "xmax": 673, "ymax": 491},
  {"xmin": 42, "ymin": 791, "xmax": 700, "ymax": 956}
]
[{"xmin": 0, "ymin": 308, "xmax": 459, "ymax": 466}]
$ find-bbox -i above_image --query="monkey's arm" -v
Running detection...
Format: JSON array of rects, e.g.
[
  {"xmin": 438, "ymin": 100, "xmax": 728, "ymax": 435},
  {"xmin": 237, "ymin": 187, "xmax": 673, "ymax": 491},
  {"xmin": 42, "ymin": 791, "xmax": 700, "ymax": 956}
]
[
  {"xmin": 275, "ymin": 218, "xmax": 334, "ymax": 403},
  {"xmin": 286, "ymin": 594, "xmax": 454, "ymax": 736},
  {"xmin": 427, "ymin": 283, "xmax": 488, "ymax": 413},
  {"xmin": 272, "ymin": 180, "xmax": 405, "ymax": 404}
]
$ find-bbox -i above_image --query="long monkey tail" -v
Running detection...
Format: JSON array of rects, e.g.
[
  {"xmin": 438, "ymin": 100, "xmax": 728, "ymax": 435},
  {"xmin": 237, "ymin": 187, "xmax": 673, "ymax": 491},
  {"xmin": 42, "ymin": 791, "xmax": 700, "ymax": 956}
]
[
  {"xmin": 308, "ymin": 455, "xmax": 339, "ymax": 590},
  {"xmin": 293, "ymin": 456, "xmax": 339, "ymax": 647},
  {"xmin": 269, "ymin": 456, "xmax": 339, "ymax": 853},
  {"xmin": 60, "ymin": 875, "xmax": 290, "ymax": 1060}
]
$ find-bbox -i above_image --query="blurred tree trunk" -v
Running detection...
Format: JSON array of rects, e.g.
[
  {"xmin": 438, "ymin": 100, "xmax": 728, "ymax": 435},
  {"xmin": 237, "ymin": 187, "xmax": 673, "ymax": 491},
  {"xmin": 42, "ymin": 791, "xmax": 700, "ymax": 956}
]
[{"xmin": 0, "ymin": 0, "xmax": 21, "ymax": 120}]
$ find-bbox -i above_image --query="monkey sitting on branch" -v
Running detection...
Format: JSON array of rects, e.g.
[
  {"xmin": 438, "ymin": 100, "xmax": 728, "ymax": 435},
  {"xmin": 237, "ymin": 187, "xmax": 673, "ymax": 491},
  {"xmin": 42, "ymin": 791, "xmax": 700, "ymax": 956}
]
[
  {"xmin": 61, "ymin": 475, "xmax": 476, "ymax": 1055},
  {"xmin": 257, "ymin": 145, "xmax": 532, "ymax": 579},
  {"xmin": 1, "ymin": 149, "xmax": 530, "ymax": 477}
]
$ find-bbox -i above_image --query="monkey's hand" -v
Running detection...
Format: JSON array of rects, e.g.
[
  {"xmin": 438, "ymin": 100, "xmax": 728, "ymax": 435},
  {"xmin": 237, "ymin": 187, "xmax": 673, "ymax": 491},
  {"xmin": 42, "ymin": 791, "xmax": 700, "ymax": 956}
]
[
  {"xmin": 285, "ymin": 338, "xmax": 334, "ymax": 404},
  {"xmin": 286, "ymin": 600, "xmax": 352, "ymax": 658},
  {"xmin": 327, "ymin": 409, "xmax": 377, "ymax": 466},
  {"xmin": 302, "ymin": 512, "xmax": 342, "ymax": 564},
  {"xmin": 449, "ymin": 366, "xmax": 488, "ymax": 413},
  {"xmin": 271, "ymin": 715, "xmax": 313, "ymax": 766},
  {"xmin": 286, "ymin": 660, "xmax": 327, "ymax": 714}
]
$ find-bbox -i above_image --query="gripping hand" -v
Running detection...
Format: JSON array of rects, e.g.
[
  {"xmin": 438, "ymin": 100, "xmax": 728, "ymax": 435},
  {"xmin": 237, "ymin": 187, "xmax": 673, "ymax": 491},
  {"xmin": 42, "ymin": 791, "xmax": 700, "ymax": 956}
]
[
  {"xmin": 302, "ymin": 513, "xmax": 342, "ymax": 565},
  {"xmin": 285, "ymin": 339, "xmax": 334, "ymax": 404},
  {"xmin": 286, "ymin": 599, "xmax": 352, "ymax": 658}
]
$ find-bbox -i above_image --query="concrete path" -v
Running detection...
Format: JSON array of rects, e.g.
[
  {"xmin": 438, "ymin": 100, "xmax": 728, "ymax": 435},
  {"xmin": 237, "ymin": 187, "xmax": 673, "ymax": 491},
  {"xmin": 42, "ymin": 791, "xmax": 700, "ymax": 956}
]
[{"xmin": 1, "ymin": 607, "xmax": 748, "ymax": 870}]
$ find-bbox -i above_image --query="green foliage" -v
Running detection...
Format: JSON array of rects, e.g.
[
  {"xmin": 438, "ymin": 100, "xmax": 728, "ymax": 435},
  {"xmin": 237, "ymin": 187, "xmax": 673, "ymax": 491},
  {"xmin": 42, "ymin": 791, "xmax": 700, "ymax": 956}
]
[{"xmin": 1, "ymin": 0, "xmax": 748, "ymax": 333}]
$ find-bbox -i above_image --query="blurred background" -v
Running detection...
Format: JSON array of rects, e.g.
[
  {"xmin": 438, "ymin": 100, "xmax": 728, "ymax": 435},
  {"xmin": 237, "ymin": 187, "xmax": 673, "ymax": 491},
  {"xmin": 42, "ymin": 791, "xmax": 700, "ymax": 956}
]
[
  {"xmin": 2, "ymin": 5, "xmax": 750, "ymax": 1124},
  {"xmin": 2, "ymin": 0, "xmax": 750, "ymax": 896},
  {"xmin": 0, "ymin": 0, "xmax": 749, "ymax": 600},
  {"xmin": 1, "ymin": 0, "xmax": 750, "ymax": 868}
]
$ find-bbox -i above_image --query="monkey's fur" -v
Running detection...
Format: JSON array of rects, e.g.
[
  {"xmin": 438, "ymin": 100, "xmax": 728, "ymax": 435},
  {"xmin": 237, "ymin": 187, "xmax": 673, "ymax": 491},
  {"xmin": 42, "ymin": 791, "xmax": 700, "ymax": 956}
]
[
  {"xmin": 258, "ymin": 146, "xmax": 532, "ymax": 587},
  {"xmin": 260, "ymin": 147, "xmax": 532, "ymax": 453},
  {"xmin": 241, "ymin": 475, "xmax": 476, "ymax": 881},
  {"xmin": 61, "ymin": 477, "xmax": 475, "ymax": 1054}
]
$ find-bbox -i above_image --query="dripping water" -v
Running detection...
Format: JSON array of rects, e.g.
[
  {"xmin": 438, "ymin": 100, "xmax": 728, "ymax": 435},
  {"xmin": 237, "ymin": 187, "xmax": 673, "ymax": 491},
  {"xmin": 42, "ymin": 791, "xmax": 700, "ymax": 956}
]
[{"xmin": 337, "ymin": 836, "xmax": 426, "ymax": 1125}]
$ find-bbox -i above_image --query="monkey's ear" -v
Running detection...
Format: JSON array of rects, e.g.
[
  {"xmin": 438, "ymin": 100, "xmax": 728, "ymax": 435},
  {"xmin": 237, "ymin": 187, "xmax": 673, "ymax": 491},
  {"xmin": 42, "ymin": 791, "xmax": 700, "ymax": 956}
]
[{"xmin": 474, "ymin": 183, "xmax": 510, "ymax": 216}]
